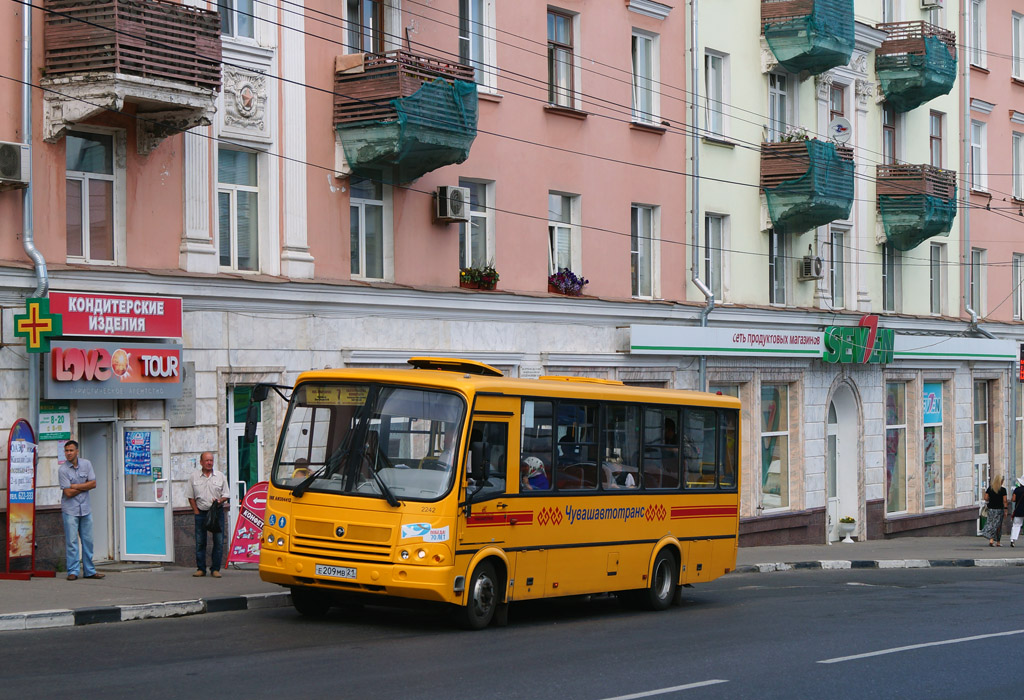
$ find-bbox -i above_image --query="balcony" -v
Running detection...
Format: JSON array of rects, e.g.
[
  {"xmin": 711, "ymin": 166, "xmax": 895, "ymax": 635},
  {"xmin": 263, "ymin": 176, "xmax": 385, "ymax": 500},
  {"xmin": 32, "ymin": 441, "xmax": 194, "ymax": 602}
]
[
  {"xmin": 875, "ymin": 21, "xmax": 957, "ymax": 113},
  {"xmin": 761, "ymin": 0, "xmax": 854, "ymax": 76},
  {"xmin": 761, "ymin": 139, "xmax": 854, "ymax": 235},
  {"xmin": 876, "ymin": 164, "xmax": 956, "ymax": 251},
  {"xmin": 41, "ymin": 0, "xmax": 222, "ymax": 154},
  {"xmin": 334, "ymin": 51, "xmax": 478, "ymax": 185}
]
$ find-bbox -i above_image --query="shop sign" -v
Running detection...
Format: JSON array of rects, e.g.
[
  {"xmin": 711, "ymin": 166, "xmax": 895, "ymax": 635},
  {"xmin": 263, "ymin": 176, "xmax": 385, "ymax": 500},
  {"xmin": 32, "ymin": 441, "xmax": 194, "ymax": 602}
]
[
  {"xmin": 923, "ymin": 382, "xmax": 942, "ymax": 423},
  {"xmin": 38, "ymin": 400, "xmax": 71, "ymax": 441},
  {"xmin": 43, "ymin": 341, "xmax": 183, "ymax": 400},
  {"xmin": 822, "ymin": 316, "xmax": 894, "ymax": 364},
  {"xmin": 630, "ymin": 325, "xmax": 822, "ymax": 358},
  {"xmin": 49, "ymin": 291, "xmax": 182, "ymax": 339},
  {"xmin": 1019, "ymin": 345, "xmax": 1024, "ymax": 382}
]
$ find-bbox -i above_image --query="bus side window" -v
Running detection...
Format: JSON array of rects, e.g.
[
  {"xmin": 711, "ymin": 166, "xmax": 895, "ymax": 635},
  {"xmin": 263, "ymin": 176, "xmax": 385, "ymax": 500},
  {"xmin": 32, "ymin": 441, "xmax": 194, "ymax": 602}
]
[
  {"xmin": 470, "ymin": 421, "xmax": 508, "ymax": 497},
  {"xmin": 643, "ymin": 407, "xmax": 680, "ymax": 490},
  {"xmin": 719, "ymin": 409, "xmax": 738, "ymax": 489},
  {"xmin": 683, "ymin": 408, "xmax": 717, "ymax": 489}
]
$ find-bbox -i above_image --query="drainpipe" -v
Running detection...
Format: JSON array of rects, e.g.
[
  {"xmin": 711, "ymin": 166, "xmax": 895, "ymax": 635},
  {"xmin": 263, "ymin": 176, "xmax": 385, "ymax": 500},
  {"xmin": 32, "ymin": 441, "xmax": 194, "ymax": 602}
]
[
  {"xmin": 690, "ymin": 0, "xmax": 714, "ymax": 392},
  {"xmin": 22, "ymin": 4, "xmax": 49, "ymax": 433},
  {"xmin": 961, "ymin": 0, "xmax": 993, "ymax": 340}
]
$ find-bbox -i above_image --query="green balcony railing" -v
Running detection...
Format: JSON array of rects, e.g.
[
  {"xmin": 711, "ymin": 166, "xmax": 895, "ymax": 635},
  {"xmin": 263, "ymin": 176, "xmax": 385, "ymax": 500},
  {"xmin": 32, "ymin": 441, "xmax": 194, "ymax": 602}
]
[
  {"xmin": 875, "ymin": 22, "xmax": 957, "ymax": 113},
  {"xmin": 762, "ymin": 0, "xmax": 854, "ymax": 76},
  {"xmin": 876, "ymin": 164, "xmax": 957, "ymax": 251},
  {"xmin": 761, "ymin": 139, "xmax": 855, "ymax": 235}
]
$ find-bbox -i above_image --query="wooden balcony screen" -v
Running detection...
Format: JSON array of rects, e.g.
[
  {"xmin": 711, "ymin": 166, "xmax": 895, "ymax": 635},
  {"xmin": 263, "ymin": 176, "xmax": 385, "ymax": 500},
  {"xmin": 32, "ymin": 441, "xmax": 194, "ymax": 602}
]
[
  {"xmin": 760, "ymin": 141, "xmax": 854, "ymax": 190},
  {"xmin": 876, "ymin": 164, "xmax": 956, "ymax": 201},
  {"xmin": 334, "ymin": 50, "xmax": 475, "ymax": 125},
  {"xmin": 876, "ymin": 21, "xmax": 956, "ymax": 59},
  {"xmin": 761, "ymin": 0, "xmax": 815, "ymax": 24},
  {"xmin": 43, "ymin": 0, "xmax": 222, "ymax": 91}
]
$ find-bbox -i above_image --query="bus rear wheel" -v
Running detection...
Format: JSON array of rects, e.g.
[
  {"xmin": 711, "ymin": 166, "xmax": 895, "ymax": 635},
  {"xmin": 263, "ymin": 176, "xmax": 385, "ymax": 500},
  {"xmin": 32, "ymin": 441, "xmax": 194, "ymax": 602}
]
[
  {"xmin": 291, "ymin": 586, "xmax": 331, "ymax": 618},
  {"xmin": 460, "ymin": 561, "xmax": 498, "ymax": 630},
  {"xmin": 643, "ymin": 549, "xmax": 678, "ymax": 611}
]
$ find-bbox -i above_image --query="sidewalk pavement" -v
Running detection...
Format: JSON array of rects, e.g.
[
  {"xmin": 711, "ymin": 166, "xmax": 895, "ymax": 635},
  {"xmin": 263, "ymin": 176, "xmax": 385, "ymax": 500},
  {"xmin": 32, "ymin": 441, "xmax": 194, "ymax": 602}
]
[{"xmin": 2, "ymin": 536, "xmax": 1021, "ymax": 632}]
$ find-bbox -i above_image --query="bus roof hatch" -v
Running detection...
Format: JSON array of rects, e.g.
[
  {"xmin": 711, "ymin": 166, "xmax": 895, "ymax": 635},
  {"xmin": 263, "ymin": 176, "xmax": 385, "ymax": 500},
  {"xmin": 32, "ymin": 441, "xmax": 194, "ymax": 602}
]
[{"xmin": 407, "ymin": 357, "xmax": 504, "ymax": 377}]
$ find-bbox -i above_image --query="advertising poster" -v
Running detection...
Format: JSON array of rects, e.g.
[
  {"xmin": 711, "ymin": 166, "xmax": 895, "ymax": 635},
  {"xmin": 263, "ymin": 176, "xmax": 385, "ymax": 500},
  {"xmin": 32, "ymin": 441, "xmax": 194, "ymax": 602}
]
[
  {"xmin": 124, "ymin": 431, "xmax": 152, "ymax": 476},
  {"xmin": 227, "ymin": 482, "xmax": 268, "ymax": 566},
  {"xmin": 7, "ymin": 421, "xmax": 37, "ymax": 560},
  {"xmin": 38, "ymin": 400, "xmax": 71, "ymax": 441}
]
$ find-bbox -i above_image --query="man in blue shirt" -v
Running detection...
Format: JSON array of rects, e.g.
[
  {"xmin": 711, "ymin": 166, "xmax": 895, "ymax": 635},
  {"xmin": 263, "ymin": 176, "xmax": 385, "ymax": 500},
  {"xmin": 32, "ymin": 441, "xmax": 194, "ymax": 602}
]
[{"xmin": 58, "ymin": 440, "xmax": 104, "ymax": 581}]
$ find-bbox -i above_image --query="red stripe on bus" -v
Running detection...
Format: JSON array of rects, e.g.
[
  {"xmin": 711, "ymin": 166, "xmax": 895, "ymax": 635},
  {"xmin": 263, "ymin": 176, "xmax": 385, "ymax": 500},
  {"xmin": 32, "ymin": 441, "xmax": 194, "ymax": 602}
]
[
  {"xmin": 670, "ymin": 506, "xmax": 737, "ymax": 518},
  {"xmin": 466, "ymin": 511, "xmax": 535, "ymax": 527}
]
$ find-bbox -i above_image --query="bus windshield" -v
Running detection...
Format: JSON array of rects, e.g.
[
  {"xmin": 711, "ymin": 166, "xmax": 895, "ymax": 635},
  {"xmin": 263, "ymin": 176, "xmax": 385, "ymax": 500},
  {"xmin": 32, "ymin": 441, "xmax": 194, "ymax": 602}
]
[{"xmin": 272, "ymin": 382, "xmax": 466, "ymax": 502}]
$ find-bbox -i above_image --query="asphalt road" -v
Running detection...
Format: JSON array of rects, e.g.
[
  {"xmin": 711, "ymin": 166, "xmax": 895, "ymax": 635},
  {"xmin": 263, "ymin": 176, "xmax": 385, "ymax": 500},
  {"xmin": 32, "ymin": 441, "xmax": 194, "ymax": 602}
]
[{"xmin": 7, "ymin": 567, "xmax": 1024, "ymax": 699}]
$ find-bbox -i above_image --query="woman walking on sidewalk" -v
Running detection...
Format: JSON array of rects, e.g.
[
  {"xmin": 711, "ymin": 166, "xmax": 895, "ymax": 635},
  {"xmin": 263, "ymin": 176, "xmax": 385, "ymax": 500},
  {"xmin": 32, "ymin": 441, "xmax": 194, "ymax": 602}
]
[
  {"xmin": 1010, "ymin": 476, "xmax": 1024, "ymax": 547},
  {"xmin": 982, "ymin": 475, "xmax": 1008, "ymax": 547}
]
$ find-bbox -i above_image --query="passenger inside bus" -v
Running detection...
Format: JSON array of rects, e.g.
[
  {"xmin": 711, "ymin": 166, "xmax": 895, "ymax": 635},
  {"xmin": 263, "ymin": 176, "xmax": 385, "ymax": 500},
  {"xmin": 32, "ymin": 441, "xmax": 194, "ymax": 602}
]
[
  {"xmin": 521, "ymin": 456, "xmax": 550, "ymax": 491},
  {"xmin": 291, "ymin": 457, "xmax": 311, "ymax": 479}
]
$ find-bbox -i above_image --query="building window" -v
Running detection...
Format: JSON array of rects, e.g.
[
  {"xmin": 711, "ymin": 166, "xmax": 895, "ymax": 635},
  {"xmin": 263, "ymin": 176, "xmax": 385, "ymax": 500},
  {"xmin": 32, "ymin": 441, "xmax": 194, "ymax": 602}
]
[
  {"xmin": 885, "ymin": 382, "xmax": 907, "ymax": 514},
  {"xmin": 632, "ymin": 31, "xmax": 658, "ymax": 123},
  {"xmin": 882, "ymin": 103, "xmax": 897, "ymax": 164},
  {"xmin": 219, "ymin": 0, "xmax": 255, "ymax": 40},
  {"xmin": 769, "ymin": 230, "xmax": 787, "ymax": 305},
  {"xmin": 347, "ymin": 0, "xmax": 385, "ymax": 54},
  {"xmin": 971, "ymin": 248, "xmax": 985, "ymax": 315},
  {"xmin": 1014, "ymin": 12, "xmax": 1024, "ymax": 79},
  {"xmin": 881, "ymin": 243, "xmax": 900, "ymax": 312},
  {"xmin": 881, "ymin": 0, "xmax": 895, "ymax": 23},
  {"xmin": 930, "ymin": 243, "xmax": 944, "ymax": 315},
  {"xmin": 631, "ymin": 204, "xmax": 656, "ymax": 298},
  {"xmin": 66, "ymin": 130, "xmax": 115, "ymax": 263},
  {"xmin": 767, "ymin": 72, "xmax": 792, "ymax": 142},
  {"xmin": 970, "ymin": 0, "xmax": 986, "ymax": 68},
  {"xmin": 1014, "ymin": 132, "xmax": 1024, "ymax": 200},
  {"xmin": 704, "ymin": 214, "xmax": 723, "ymax": 300},
  {"xmin": 350, "ymin": 175, "xmax": 384, "ymax": 279},
  {"xmin": 460, "ymin": 180, "xmax": 493, "ymax": 270},
  {"xmin": 704, "ymin": 51, "xmax": 727, "ymax": 136},
  {"xmin": 1013, "ymin": 253, "xmax": 1024, "ymax": 320},
  {"xmin": 459, "ymin": 0, "xmax": 496, "ymax": 90},
  {"xmin": 548, "ymin": 192, "xmax": 578, "ymax": 274},
  {"xmin": 930, "ymin": 112, "xmax": 943, "ymax": 168},
  {"xmin": 971, "ymin": 120, "xmax": 987, "ymax": 191},
  {"xmin": 828, "ymin": 228, "xmax": 845, "ymax": 309},
  {"xmin": 923, "ymin": 381, "xmax": 943, "ymax": 509},
  {"xmin": 547, "ymin": 9, "xmax": 575, "ymax": 107},
  {"xmin": 218, "ymin": 148, "xmax": 259, "ymax": 272},
  {"xmin": 829, "ymin": 84, "xmax": 844, "ymax": 122},
  {"xmin": 760, "ymin": 384, "xmax": 789, "ymax": 510}
]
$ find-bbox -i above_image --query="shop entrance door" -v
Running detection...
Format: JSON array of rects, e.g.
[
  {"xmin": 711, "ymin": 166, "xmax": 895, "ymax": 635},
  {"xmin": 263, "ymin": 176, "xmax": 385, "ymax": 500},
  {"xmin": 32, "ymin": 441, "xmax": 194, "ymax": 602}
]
[
  {"xmin": 79, "ymin": 422, "xmax": 114, "ymax": 563},
  {"xmin": 116, "ymin": 421, "xmax": 173, "ymax": 561},
  {"xmin": 227, "ymin": 387, "xmax": 263, "ymax": 537}
]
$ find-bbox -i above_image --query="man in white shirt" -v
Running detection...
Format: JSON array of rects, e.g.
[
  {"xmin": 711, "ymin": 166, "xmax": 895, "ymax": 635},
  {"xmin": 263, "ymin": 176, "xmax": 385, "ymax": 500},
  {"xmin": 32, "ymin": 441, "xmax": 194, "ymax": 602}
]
[{"xmin": 184, "ymin": 451, "xmax": 230, "ymax": 578}]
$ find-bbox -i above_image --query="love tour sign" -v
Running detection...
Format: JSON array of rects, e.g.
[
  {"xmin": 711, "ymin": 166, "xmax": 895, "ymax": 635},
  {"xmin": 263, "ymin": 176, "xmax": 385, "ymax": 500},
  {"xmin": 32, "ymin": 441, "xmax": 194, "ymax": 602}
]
[{"xmin": 43, "ymin": 341, "xmax": 183, "ymax": 400}]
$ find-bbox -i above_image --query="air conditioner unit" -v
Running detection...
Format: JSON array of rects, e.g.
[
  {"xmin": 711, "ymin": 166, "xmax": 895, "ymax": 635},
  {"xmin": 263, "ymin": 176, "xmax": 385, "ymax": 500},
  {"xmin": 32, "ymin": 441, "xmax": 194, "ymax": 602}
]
[
  {"xmin": 0, "ymin": 141, "xmax": 30, "ymax": 190},
  {"xmin": 434, "ymin": 185, "xmax": 471, "ymax": 223},
  {"xmin": 798, "ymin": 255, "xmax": 825, "ymax": 281},
  {"xmin": 920, "ymin": 0, "xmax": 943, "ymax": 8}
]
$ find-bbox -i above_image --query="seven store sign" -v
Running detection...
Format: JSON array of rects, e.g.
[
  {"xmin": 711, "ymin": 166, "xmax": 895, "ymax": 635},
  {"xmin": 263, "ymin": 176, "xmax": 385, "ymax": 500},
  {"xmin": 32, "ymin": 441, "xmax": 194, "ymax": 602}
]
[{"xmin": 822, "ymin": 315, "xmax": 894, "ymax": 364}]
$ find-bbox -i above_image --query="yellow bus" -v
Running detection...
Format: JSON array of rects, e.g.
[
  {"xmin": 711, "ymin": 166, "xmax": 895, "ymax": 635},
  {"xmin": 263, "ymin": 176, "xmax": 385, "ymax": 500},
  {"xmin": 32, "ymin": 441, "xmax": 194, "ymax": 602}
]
[{"xmin": 251, "ymin": 357, "xmax": 740, "ymax": 628}]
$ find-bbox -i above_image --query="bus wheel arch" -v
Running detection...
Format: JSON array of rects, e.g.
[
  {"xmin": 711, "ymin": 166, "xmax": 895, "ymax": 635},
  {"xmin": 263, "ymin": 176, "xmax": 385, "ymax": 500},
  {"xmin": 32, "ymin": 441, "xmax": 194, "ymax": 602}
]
[
  {"xmin": 459, "ymin": 558, "xmax": 505, "ymax": 630},
  {"xmin": 644, "ymin": 544, "xmax": 680, "ymax": 611}
]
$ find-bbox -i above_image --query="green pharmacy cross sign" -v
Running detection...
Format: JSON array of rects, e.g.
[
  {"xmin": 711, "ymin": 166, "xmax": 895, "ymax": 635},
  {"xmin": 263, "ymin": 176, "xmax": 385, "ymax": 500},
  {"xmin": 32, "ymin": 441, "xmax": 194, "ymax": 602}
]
[
  {"xmin": 13, "ymin": 297, "xmax": 62, "ymax": 353},
  {"xmin": 822, "ymin": 315, "xmax": 894, "ymax": 364}
]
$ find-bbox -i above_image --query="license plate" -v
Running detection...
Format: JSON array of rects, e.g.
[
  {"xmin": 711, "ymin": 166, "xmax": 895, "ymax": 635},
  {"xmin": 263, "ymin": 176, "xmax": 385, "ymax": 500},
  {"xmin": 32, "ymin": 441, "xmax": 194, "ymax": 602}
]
[{"xmin": 315, "ymin": 564, "xmax": 356, "ymax": 580}]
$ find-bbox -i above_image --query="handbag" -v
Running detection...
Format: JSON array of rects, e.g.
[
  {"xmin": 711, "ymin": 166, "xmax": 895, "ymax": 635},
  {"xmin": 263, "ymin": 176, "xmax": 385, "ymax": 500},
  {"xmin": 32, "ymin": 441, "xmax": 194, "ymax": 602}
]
[
  {"xmin": 979, "ymin": 502, "xmax": 989, "ymax": 519},
  {"xmin": 204, "ymin": 500, "xmax": 223, "ymax": 533}
]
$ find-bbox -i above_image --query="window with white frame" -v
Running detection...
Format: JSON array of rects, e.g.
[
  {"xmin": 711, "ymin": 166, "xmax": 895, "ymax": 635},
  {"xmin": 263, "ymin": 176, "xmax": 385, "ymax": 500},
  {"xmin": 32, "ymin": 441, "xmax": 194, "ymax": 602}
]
[
  {"xmin": 548, "ymin": 9, "xmax": 575, "ymax": 107},
  {"xmin": 971, "ymin": 120, "xmax": 987, "ymax": 190},
  {"xmin": 882, "ymin": 243, "xmax": 900, "ymax": 312},
  {"xmin": 767, "ymin": 72, "xmax": 793, "ymax": 142},
  {"xmin": 1013, "ymin": 253, "xmax": 1024, "ymax": 320},
  {"xmin": 459, "ymin": 0, "xmax": 496, "ymax": 90},
  {"xmin": 350, "ymin": 175, "xmax": 385, "ymax": 279},
  {"xmin": 631, "ymin": 204, "xmax": 656, "ymax": 298},
  {"xmin": 923, "ymin": 381, "xmax": 943, "ymax": 509},
  {"xmin": 460, "ymin": 180, "xmax": 493, "ymax": 270},
  {"xmin": 1013, "ymin": 132, "xmax": 1024, "ymax": 200},
  {"xmin": 970, "ymin": 0, "xmax": 986, "ymax": 68},
  {"xmin": 704, "ymin": 51, "xmax": 727, "ymax": 137},
  {"xmin": 218, "ymin": 0, "xmax": 255, "ymax": 40},
  {"xmin": 885, "ymin": 381, "xmax": 907, "ymax": 514},
  {"xmin": 971, "ymin": 247, "xmax": 985, "ymax": 315},
  {"xmin": 1014, "ymin": 13, "xmax": 1024, "ymax": 79},
  {"xmin": 930, "ymin": 111, "xmax": 943, "ymax": 168},
  {"xmin": 631, "ymin": 30, "xmax": 658, "ymax": 124},
  {"xmin": 218, "ymin": 148, "xmax": 259, "ymax": 272},
  {"xmin": 768, "ymin": 230, "xmax": 787, "ymax": 305},
  {"xmin": 930, "ymin": 243, "xmax": 944, "ymax": 315},
  {"xmin": 548, "ymin": 192, "xmax": 577, "ymax": 274},
  {"xmin": 704, "ymin": 214, "xmax": 723, "ymax": 300},
  {"xmin": 66, "ymin": 130, "xmax": 117, "ymax": 264},
  {"xmin": 828, "ymin": 227, "xmax": 845, "ymax": 309},
  {"xmin": 760, "ymin": 383, "xmax": 790, "ymax": 510},
  {"xmin": 882, "ymin": 103, "xmax": 898, "ymax": 164}
]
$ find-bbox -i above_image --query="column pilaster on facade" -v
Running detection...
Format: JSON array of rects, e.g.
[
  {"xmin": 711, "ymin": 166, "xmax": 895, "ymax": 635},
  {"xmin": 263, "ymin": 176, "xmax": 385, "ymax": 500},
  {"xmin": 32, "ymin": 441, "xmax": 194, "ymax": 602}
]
[
  {"xmin": 854, "ymin": 81, "xmax": 873, "ymax": 312},
  {"xmin": 181, "ymin": 127, "xmax": 219, "ymax": 274},
  {"xmin": 279, "ymin": 0, "xmax": 314, "ymax": 279}
]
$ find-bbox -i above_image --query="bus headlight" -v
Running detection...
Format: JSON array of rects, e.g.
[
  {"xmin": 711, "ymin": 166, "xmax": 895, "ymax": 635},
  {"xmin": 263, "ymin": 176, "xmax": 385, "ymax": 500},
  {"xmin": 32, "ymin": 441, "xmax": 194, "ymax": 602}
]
[
  {"xmin": 416, "ymin": 549, "xmax": 427, "ymax": 559},
  {"xmin": 400, "ymin": 550, "xmax": 410, "ymax": 560}
]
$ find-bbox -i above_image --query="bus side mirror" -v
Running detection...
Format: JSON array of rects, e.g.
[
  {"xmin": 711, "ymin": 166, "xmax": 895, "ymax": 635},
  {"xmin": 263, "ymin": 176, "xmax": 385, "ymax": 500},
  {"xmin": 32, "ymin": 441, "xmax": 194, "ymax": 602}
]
[
  {"xmin": 243, "ymin": 403, "xmax": 260, "ymax": 443},
  {"xmin": 470, "ymin": 442, "xmax": 489, "ymax": 482},
  {"xmin": 251, "ymin": 384, "xmax": 271, "ymax": 402}
]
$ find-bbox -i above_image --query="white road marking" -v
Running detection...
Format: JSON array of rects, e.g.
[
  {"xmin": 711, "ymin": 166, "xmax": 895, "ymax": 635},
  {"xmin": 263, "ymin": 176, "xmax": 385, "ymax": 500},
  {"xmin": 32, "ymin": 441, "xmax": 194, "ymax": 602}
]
[
  {"xmin": 819, "ymin": 629, "xmax": 1024, "ymax": 664},
  {"xmin": 600, "ymin": 680, "xmax": 729, "ymax": 699}
]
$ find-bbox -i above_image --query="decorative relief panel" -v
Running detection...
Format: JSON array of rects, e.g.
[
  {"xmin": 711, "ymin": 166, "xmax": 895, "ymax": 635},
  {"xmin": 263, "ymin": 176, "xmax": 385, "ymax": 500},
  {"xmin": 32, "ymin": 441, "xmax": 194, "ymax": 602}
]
[{"xmin": 221, "ymin": 67, "xmax": 270, "ymax": 142}]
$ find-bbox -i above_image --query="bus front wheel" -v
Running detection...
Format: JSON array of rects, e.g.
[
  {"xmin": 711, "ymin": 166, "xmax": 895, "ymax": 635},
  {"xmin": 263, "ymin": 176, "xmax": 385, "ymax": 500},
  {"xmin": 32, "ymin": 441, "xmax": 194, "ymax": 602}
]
[
  {"xmin": 291, "ymin": 586, "xmax": 331, "ymax": 618},
  {"xmin": 643, "ymin": 549, "xmax": 678, "ymax": 611},
  {"xmin": 460, "ymin": 561, "xmax": 498, "ymax": 630}
]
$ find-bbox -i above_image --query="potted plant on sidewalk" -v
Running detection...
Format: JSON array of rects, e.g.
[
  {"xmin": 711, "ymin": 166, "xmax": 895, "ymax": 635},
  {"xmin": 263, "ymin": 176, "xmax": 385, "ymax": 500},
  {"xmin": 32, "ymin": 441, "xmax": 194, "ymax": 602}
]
[{"xmin": 838, "ymin": 516, "xmax": 856, "ymax": 543}]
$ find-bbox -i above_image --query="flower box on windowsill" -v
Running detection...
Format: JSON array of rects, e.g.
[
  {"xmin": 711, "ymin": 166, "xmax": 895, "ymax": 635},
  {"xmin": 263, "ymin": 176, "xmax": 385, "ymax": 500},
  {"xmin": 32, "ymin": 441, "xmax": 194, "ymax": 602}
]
[{"xmin": 460, "ymin": 280, "xmax": 478, "ymax": 289}]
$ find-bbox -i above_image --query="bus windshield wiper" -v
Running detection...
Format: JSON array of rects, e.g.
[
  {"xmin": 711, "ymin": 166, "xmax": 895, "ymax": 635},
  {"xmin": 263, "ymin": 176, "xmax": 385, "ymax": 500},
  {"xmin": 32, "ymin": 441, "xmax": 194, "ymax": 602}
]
[{"xmin": 366, "ymin": 431, "xmax": 400, "ymax": 507}]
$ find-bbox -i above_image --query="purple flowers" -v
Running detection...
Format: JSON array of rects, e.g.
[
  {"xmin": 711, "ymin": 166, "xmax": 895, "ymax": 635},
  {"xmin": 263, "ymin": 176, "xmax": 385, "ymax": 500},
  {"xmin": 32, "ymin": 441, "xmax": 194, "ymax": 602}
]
[{"xmin": 548, "ymin": 268, "xmax": 589, "ymax": 296}]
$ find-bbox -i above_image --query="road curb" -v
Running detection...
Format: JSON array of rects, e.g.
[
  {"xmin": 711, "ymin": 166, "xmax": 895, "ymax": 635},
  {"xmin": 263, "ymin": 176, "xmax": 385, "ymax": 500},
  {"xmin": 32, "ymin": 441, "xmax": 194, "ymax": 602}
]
[
  {"xmin": 0, "ymin": 591, "xmax": 292, "ymax": 632},
  {"xmin": 732, "ymin": 558, "xmax": 1024, "ymax": 576}
]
